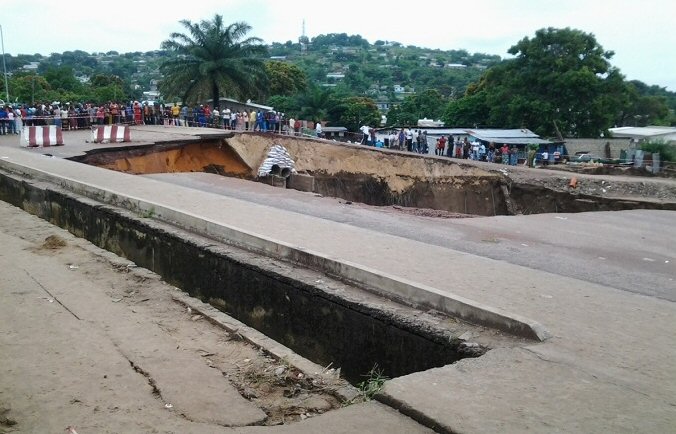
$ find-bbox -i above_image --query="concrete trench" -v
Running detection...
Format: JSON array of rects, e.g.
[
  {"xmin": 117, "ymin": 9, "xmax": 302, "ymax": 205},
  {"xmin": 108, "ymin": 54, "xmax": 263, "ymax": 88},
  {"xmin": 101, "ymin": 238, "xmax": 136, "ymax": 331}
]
[{"xmin": 0, "ymin": 170, "xmax": 486, "ymax": 384}]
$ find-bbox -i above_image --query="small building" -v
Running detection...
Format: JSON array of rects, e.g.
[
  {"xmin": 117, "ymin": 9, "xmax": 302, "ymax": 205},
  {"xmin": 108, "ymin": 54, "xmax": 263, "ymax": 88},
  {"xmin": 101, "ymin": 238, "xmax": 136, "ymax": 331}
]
[
  {"xmin": 608, "ymin": 126, "xmax": 676, "ymax": 144},
  {"xmin": 466, "ymin": 128, "xmax": 550, "ymax": 144},
  {"xmin": 322, "ymin": 126, "xmax": 348, "ymax": 139},
  {"xmin": 215, "ymin": 97, "xmax": 273, "ymax": 113},
  {"xmin": 467, "ymin": 129, "xmax": 554, "ymax": 162},
  {"xmin": 376, "ymin": 101, "xmax": 397, "ymax": 112},
  {"xmin": 418, "ymin": 118, "xmax": 444, "ymax": 128}
]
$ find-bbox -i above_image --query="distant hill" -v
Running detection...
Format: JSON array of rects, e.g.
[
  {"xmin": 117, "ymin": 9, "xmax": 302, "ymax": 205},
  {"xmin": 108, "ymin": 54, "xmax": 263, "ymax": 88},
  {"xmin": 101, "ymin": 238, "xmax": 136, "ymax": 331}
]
[
  {"xmin": 269, "ymin": 33, "xmax": 501, "ymax": 101},
  {"xmin": 3, "ymin": 33, "xmax": 500, "ymax": 102}
]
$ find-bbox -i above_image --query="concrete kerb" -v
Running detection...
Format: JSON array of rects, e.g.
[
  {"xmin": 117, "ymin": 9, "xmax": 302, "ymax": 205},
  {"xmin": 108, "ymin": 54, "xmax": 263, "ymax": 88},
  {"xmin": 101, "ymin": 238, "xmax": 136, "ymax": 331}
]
[
  {"xmin": 0, "ymin": 158, "xmax": 549, "ymax": 341},
  {"xmin": 170, "ymin": 290, "xmax": 360, "ymax": 403}
]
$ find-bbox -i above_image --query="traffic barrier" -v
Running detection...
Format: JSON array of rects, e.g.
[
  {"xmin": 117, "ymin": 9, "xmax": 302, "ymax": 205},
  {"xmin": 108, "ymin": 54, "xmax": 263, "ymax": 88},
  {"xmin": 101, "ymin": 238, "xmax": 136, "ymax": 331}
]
[
  {"xmin": 90, "ymin": 125, "xmax": 131, "ymax": 144},
  {"xmin": 22, "ymin": 126, "xmax": 65, "ymax": 147}
]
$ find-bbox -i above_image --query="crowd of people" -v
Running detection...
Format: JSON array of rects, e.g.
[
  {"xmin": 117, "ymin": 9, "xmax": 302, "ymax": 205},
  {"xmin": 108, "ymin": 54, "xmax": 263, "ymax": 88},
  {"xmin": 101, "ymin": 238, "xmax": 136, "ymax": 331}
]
[
  {"xmin": 433, "ymin": 135, "xmax": 523, "ymax": 165},
  {"xmin": 354, "ymin": 127, "xmax": 531, "ymax": 166},
  {"xmin": 0, "ymin": 101, "xmax": 299, "ymax": 135},
  {"xmin": 2, "ymin": 103, "xmax": 540, "ymax": 168}
]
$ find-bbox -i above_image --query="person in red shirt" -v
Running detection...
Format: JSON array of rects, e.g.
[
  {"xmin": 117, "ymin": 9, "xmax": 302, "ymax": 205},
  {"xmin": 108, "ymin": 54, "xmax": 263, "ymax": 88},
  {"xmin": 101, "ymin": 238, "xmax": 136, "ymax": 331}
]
[
  {"xmin": 436, "ymin": 135, "xmax": 447, "ymax": 155},
  {"xmin": 501, "ymin": 144, "xmax": 510, "ymax": 164}
]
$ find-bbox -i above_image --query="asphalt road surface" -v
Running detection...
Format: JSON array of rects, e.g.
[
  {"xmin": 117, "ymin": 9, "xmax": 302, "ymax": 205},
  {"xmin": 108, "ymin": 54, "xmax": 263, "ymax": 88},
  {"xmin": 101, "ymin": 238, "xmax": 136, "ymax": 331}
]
[{"xmin": 147, "ymin": 172, "xmax": 675, "ymax": 302}]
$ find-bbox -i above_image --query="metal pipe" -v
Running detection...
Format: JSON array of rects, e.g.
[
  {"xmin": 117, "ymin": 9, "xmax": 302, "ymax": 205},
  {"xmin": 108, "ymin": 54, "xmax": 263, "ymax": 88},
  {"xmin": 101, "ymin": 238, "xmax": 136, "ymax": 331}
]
[{"xmin": 0, "ymin": 25, "xmax": 8, "ymax": 102}]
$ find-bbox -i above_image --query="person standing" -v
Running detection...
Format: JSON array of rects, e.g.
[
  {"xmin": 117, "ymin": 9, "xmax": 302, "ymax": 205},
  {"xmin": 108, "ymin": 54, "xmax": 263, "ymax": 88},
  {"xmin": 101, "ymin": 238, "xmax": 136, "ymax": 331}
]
[
  {"xmin": 388, "ymin": 131, "xmax": 396, "ymax": 149},
  {"xmin": 487, "ymin": 142, "xmax": 496, "ymax": 163},
  {"xmin": 61, "ymin": 105, "xmax": 70, "ymax": 130},
  {"xmin": 360, "ymin": 125, "xmax": 370, "ymax": 145},
  {"xmin": 501, "ymin": 144, "xmax": 510, "ymax": 164},
  {"xmin": 435, "ymin": 135, "xmax": 446, "ymax": 155},
  {"xmin": 0, "ymin": 106, "xmax": 7, "ymax": 135},
  {"xmin": 288, "ymin": 117, "xmax": 295, "ymax": 135},
  {"xmin": 398, "ymin": 128, "xmax": 406, "ymax": 150},
  {"xmin": 249, "ymin": 110, "xmax": 257, "ymax": 131},
  {"xmin": 232, "ymin": 111, "xmax": 239, "ymax": 130},
  {"xmin": 171, "ymin": 103, "xmax": 181, "ymax": 126},
  {"xmin": 509, "ymin": 146, "xmax": 518, "ymax": 166},
  {"xmin": 222, "ymin": 107, "xmax": 231, "ymax": 129},
  {"xmin": 414, "ymin": 130, "xmax": 422, "ymax": 153},
  {"xmin": 405, "ymin": 128, "xmax": 413, "ymax": 152}
]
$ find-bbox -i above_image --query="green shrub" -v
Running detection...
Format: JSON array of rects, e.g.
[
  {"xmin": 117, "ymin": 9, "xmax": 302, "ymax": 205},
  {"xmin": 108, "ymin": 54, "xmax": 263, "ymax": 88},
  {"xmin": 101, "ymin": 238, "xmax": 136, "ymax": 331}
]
[{"xmin": 640, "ymin": 140, "xmax": 676, "ymax": 163}]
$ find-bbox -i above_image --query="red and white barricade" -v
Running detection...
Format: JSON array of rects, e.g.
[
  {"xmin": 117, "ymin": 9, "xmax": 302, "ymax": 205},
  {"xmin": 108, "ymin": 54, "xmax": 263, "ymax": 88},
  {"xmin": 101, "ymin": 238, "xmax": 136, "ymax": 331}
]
[
  {"xmin": 22, "ymin": 126, "xmax": 65, "ymax": 147},
  {"xmin": 90, "ymin": 125, "xmax": 131, "ymax": 144}
]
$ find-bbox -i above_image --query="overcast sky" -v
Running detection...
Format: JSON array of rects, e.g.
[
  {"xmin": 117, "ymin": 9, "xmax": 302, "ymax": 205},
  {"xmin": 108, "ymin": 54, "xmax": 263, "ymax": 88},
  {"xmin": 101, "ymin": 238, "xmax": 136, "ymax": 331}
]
[{"xmin": 3, "ymin": 0, "xmax": 675, "ymax": 90}]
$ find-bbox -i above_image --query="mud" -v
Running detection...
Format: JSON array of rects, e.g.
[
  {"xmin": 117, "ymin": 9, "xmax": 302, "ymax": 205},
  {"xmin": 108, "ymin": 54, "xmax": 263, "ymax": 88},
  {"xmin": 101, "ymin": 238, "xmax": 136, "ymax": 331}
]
[{"xmin": 72, "ymin": 140, "xmax": 251, "ymax": 177}]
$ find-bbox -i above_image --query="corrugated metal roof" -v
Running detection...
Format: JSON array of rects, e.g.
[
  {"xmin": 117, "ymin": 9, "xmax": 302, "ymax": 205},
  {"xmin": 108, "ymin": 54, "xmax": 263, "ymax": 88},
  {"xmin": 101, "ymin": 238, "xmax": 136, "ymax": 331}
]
[
  {"xmin": 466, "ymin": 129, "xmax": 541, "ymax": 139},
  {"xmin": 609, "ymin": 126, "xmax": 676, "ymax": 138},
  {"xmin": 476, "ymin": 137, "xmax": 551, "ymax": 145},
  {"xmin": 468, "ymin": 129, "xmax": 551, "ymax": 145},
  {"xmin": 423, "ymin": 128, "xmax": 470, "ymax": 136}
]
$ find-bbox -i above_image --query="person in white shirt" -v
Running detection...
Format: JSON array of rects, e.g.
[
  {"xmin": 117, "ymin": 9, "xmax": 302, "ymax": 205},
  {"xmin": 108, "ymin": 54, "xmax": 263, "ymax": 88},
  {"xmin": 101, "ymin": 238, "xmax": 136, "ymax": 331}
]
[
  {"xmin": 360, "ymin": 125, "xmax": 370, "ymax": 145},
  {"xmin": 405, "ymin": 128, "xmax": 413, "ymax": 152},
  {"xmin": 60, "ymin": 105, "xmax": 69, "ymax": 130},
  {"xmin": 222, "ymin": 108, "xmax": 231, "ymax": 129}
]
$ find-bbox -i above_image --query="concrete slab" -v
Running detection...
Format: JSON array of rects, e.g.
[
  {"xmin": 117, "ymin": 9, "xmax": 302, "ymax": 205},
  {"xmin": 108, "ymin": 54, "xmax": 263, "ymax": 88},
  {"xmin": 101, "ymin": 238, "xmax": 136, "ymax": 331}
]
[
  {"xmin": 0, "ymin": 228, "xmax": 267, "ymax": 428},
  {"xmin": 234, "ymin": 401, "xmax": 434, "ymax": 433},
  {"xmin": 380, "ymin": 347, "xmax": 675, "ymax": 433}
]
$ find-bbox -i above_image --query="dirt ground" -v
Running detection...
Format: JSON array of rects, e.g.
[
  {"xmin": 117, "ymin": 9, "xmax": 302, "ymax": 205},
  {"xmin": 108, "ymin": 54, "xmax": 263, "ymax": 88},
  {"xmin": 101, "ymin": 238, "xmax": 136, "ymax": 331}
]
[{"xmin": 0, "ymin": 201, "xmax": 361, "ymax": 433}]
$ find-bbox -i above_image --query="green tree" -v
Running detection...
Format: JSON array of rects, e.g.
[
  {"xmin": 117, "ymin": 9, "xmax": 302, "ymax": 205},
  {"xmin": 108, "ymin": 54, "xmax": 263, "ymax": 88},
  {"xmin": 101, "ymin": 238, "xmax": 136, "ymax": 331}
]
[
  {"xmin": 159, "ymin": 15, "xmax": 268, "ymax": 109},
  {"xmin": 8, "ymin": 73, "xmax": 50, "ymax": 105},
  {"xmin": 617, "ymin": 80, "xmax": 671, "ymax": 126},
  {"xmin": 266, "ymin": 95, "xmax": 297, "ymax": 116},
  {"xmin": 295, "ymin": 86, "xmax": 334, "ymax": 121},
  {"xmin": 265, "ymin": 61, "xmax": 307, "ymax": 97},
  {"xmin": 387, "ymin": 89, "xmax": 447, "ymax": 126},
  {"xmin": 444, "ymin": 27, "xmax": 626, "ymax": 137},
  {"xmin": 43, "ymin": 66, "xmax": 82, "ymax": 94},
  {"xmin": 334, "ymin": 96, "xmax": 380, "ymax": 131},
  {"xmin": 89, "ymin": 74, "xmax": 127, "ymax": 102}
]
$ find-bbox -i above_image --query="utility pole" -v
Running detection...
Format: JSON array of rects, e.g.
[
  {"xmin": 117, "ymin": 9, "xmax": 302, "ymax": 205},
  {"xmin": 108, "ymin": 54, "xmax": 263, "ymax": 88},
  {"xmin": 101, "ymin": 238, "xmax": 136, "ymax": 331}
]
[{"xmin": 0, "ymin": 24, "xmax": 9, "ymax": 103}]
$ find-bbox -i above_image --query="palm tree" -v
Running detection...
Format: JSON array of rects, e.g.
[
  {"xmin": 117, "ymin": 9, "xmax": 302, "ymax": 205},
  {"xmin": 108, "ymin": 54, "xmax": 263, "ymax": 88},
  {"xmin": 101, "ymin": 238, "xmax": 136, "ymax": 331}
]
[
  {"xmin": 160, "ymin": 15, "xmax": 267, "ymax": 109},
  {"xmin": 296, "ymin": 86, "xmax": 334, "ymax": 121}
]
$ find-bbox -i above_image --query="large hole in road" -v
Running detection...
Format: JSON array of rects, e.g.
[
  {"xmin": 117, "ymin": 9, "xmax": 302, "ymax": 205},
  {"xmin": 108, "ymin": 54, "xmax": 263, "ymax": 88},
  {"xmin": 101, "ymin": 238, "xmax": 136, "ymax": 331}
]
[{"xmin": 73, "ymin": 137, "xmax": 669, "ymax": 216}]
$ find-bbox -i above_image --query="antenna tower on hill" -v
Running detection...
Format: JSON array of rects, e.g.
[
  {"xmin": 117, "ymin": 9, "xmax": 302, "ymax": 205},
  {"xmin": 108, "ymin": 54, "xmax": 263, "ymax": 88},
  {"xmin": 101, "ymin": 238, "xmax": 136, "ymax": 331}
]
[{"xmin": 299, "ymin": 19, "xmax": 309, "ymax": 55}]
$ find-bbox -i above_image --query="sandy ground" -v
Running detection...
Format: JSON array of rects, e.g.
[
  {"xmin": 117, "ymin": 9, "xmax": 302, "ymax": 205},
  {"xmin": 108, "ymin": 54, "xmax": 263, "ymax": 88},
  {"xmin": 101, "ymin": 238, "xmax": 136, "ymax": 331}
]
[{"xmin": 0, "ymin": 201, "xmax": 432, "ymax": 433}]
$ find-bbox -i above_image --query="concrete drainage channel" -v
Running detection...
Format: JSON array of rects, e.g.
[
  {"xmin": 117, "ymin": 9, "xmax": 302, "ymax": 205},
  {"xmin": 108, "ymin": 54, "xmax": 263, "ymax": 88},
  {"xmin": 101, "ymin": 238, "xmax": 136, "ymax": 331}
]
[{"xmin": 0, "ymin": 168, "xmax": 499, "ymax": 430}]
